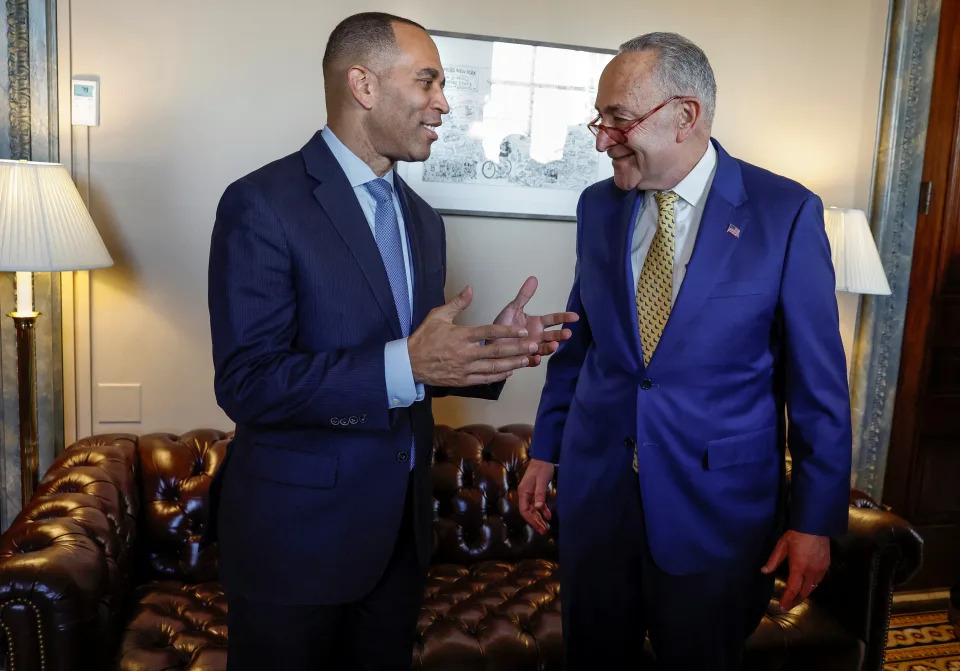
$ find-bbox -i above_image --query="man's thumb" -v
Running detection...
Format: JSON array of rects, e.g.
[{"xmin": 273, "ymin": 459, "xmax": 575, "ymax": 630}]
[{"xmin": 442, "ymin": 285, "xmax": 473, "ymax": 317}]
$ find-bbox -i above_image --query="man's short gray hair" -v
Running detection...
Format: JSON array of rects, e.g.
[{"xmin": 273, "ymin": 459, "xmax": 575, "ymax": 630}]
[{"xmin": 618, "ymin": 32, "xmax": 716, "ymax": 126}]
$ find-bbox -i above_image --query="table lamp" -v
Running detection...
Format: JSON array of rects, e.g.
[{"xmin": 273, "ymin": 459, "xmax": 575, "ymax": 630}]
[{"xmin": 823, "ymin": 207, "xmax": 891, "ymax": 296}]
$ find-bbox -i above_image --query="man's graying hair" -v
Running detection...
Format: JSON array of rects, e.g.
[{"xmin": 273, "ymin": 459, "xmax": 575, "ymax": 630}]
[{"xmin": 619, "ymin": 32, "xmax": 716, "ymax": 126}]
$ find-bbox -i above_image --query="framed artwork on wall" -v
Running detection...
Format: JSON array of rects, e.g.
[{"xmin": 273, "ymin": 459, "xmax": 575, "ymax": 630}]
[{"xmin": 396, "ymin": 31, "xmax": 615, "ymax": 221}]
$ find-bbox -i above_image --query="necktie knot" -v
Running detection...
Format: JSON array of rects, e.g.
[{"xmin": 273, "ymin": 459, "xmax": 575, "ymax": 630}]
[
  {"xmin": 365, "ymin": 178, "xmax": 394, "ymax": 205},
  {"xmin": 654, "ymin": 190, "xmax": 679, "ymax": 213}
]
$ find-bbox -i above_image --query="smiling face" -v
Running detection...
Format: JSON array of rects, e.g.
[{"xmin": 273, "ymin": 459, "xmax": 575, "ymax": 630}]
[
  {"xmin": 365, "ymin": 23, "xmax": 450, "ymax": 164},
  {"xmin": 593, "ymin": 51, "xmax": 685, "ymax": 191}
]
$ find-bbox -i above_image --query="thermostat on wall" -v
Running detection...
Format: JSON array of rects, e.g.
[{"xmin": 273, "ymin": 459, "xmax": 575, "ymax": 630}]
[{"xmin": 71, "ymin": 76, "xmax": 99, "ymax": 126}]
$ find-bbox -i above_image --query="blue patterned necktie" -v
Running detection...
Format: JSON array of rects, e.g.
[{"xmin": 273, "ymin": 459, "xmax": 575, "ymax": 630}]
[
  {"xmin": 365, "ymin": 178, "xmax": 412, "ymax": 337},
  {"xmin": 364, "ymin": 177, "xmax": 414, "ymax": 470}
]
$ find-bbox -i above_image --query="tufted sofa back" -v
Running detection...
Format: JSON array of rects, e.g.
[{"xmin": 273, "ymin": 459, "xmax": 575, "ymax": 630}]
[
  {"xmin": 2, "ymin": 424, "xmax": 555, "ymax": 589},
  {"xmin": 138, "ymin": 424, "xmax": 556, "ymax": 580},
  {"xmin": 135, "ymin": 430, "xmax": 230, "ymax": 583},
  {"xmin": 135, "ymin": 424, "xmax": 557, "ymax": 580},
  {"xmin": 430, "ymin": 424, "xmax": 558, "ymax": 565}
]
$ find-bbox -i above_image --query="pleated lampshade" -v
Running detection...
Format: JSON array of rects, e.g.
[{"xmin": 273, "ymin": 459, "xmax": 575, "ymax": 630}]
[
  {"xmin": 822, "ymin": 207, "xmax": 891, "ymax": 295},
  {"xmin": 0, "ymin": 159, "xmax": 112, "ymax": 271}
]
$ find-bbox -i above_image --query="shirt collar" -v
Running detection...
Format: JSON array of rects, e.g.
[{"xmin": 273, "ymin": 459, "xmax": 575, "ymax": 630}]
[
  {"xmin": 320, "ymin": 125, "xmax": 395, "ymax": 191},
  {"xmin": 666, "ymin": 141, "xmax": 717, "ymax": 211}
]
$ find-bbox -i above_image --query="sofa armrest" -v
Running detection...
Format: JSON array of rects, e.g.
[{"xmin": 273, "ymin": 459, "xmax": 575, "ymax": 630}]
[
  {"xmin": 0, "ymin": 436, "xmax": 139, "ymax": 671},
  {"xmin": 812, "ymin": 497, "xmax": 923, "ymax": 671}
]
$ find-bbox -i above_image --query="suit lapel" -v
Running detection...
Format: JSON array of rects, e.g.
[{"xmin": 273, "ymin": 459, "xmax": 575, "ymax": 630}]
[
  {"xmin": 301, "ymin": 131, "xmax": 403, "ymax": 339},
  {"xmin": 613, "ymin": 188, "xmax": 645, "ymax": 374},
  {"xmin": 648, "ymin": 140, "xmax": 749, "ymax": 368}
]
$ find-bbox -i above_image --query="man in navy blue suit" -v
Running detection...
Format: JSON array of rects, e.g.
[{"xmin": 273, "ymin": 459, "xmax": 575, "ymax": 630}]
[
  {"xmin": 519, "ymin": 33, "xmax": 852, "ymax": 670},
  {"xmin": 207, "ymin": 12, "xmax": 577, "ymax": 670}
]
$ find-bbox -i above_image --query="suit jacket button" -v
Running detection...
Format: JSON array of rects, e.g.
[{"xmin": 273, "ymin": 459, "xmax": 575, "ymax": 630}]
[
  {"xmin": 349, "ymin": 416, "xmax": 358, "ymax": 424},
  {"xmin": 397, "ymin": 451, "xmax": 409, "ymax": 462},
  {"xmin": 360, "ymin": 414, "xmax": 367, "ymax": 423},
  {"xmin": 640, "ymin": 378, "xmax": 653, "ymax": 390},
  {"xmin": 331, "ymin": 417, "xmax": 340, "ymax": 426}
]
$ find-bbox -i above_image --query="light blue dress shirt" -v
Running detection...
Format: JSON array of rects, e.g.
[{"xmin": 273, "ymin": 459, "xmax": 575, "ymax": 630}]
[{"xmin": 321, "ymin": 126, "xmax": 425, "ymax": 409}]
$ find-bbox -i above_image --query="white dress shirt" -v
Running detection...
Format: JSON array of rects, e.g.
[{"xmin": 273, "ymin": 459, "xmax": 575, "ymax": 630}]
[{"xmin": 630, "ymin": 142, "xmax": 719, "ymax": 302}]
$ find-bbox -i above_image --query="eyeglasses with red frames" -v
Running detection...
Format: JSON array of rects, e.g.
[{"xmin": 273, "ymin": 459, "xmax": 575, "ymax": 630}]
[{"xmin": 587, "ymin": 95, "xmax": 684, "ymax": 144}]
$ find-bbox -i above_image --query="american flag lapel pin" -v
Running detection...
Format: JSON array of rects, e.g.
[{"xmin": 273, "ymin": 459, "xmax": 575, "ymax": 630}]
[{"xmin": 726, "ymin": 223, "xmax": 741, "ymax": 238}]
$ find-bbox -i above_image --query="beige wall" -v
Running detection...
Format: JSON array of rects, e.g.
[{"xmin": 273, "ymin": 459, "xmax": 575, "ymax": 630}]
[{"xmin": 63, "ymin": 0, "xmax": 890, "ymax": 434}]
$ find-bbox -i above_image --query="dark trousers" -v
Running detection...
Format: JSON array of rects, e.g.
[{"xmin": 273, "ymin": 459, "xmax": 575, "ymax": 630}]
[
  {"xmin": 226, "ymin": 477, "xmax": 425, "ymax": 670},
  {"xmin": 561, "ymin": 471, "xmax": 775, "ymax": 671}
]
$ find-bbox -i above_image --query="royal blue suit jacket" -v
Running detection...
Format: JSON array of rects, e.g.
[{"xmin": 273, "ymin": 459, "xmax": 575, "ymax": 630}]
[
  {"xmin": 207, "ymin": 130, "xmax": 498, "ymax": 605},
  {"xmin": 531, "ymin": 139, "xmax": 852, "ymax": 574}
]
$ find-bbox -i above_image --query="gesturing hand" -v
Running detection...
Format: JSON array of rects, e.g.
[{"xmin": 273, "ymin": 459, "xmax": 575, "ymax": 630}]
[
  {"xmin": 408, "ymin": 286, "xmax": 538, "ymax": 387},
  {"xmin": 492, "ymin": 276, "xmax": 579, "ymax": 367}
]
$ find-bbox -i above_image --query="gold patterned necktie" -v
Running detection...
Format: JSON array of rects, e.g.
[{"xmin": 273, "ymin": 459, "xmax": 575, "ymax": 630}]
[
  {"xmin": 633, "ymin": 190, "xmax": 678, "ymax": 474},
  {"xmin": 636, "ymin": 190, "xmax": 679, "ymax": 368}
]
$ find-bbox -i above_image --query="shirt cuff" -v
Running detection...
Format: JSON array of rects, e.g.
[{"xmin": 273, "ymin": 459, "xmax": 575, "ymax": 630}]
[{"xmin": 385, "ymin": 338, "xmax": 422, "ymax": 408}]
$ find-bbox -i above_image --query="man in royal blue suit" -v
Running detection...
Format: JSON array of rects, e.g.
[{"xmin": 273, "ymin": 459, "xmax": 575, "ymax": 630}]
[
  {"xmin": 519, "ymin": 33, "xmax": 852, "ymax": 670},
  {"xmin": 207, "ymin": 12, "xmax": 577, "ymax": 670}
]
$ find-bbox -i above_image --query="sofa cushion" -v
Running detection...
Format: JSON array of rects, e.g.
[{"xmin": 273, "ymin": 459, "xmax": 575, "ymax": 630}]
[
  {"xmin": 112, "ymin": 572, "xmax": 864, "ymax": 670},
  {"xmin": 416, "ymin": 559, "xmax": 561, "ymax": 670},
  {"xmin": 118, "ymin": 581, "xmax": 228, "ymax": 670},
  {"xmin": 413, "ymin": 568, "xmax": 863, "ymax": 671}
]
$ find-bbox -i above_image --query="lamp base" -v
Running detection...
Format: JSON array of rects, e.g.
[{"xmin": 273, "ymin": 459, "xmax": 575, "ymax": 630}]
[{"xmin": 7, "ymin": 312, "xmax": 40, "ymax": 508}]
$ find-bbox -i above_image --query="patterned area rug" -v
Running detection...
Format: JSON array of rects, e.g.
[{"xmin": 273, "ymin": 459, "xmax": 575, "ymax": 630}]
[{"xmin": 885, "ymin": 610, "xmax": 960, "ymax": 670}]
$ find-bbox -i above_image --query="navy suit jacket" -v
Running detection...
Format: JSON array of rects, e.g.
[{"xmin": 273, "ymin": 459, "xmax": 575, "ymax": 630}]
[
  {"xmin": 530, "ymin": 139, "xmax": 852, "ymax": 575},
  {"xmin": 207, "ymin": 130, "xmax": 498, "ymax": 605}
]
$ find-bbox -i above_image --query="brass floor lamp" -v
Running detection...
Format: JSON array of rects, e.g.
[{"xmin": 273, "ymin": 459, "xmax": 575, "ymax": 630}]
[{"xmin": 0, "ymin": 159, "xmax": 112, "ymax": 508}]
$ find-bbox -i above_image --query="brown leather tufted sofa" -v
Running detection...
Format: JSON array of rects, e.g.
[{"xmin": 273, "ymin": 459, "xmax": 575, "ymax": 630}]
[{"xmin": 0, "ymin": 425, "xmax": 922, "ymax": 671}]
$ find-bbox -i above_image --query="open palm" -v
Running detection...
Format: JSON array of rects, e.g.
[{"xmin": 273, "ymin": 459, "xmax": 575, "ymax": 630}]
[{"xmin": 493, "ymin": 276, "xmax": 579, "ymax": 367}]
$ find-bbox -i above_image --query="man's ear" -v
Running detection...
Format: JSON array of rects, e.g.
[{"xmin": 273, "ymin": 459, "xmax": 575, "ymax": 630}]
[
  {"xmin": 346, "ymin": 65, "xmax": 377, "ymax": 111},
  {"xmin": 675, "ymin": 98, "xmax": 702, "ymax": 142}
]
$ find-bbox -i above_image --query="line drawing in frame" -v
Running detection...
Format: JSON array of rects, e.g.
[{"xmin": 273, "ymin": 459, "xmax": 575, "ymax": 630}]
[{"xmin": 396, "ymin": 31, "xmax": 616, "ymax": 221}]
